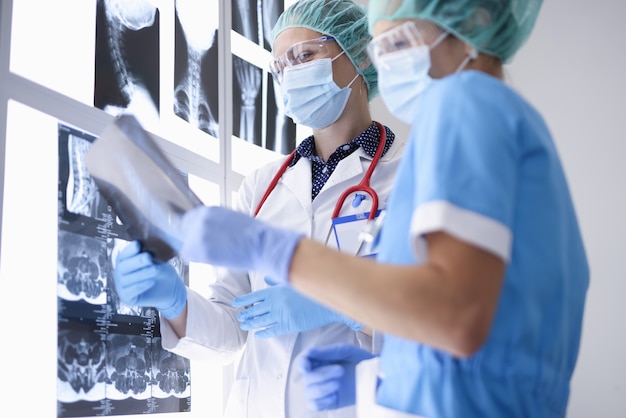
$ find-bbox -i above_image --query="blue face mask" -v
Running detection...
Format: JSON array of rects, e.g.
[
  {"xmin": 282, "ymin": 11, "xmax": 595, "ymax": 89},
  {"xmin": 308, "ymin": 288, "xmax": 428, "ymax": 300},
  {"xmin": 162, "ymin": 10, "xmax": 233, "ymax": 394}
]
[
  {"xmin": 377, "ymin": 32, "xmax": 477, "ymax": 125},
  {"xmin": 377, "ymin": 45, "xmax": 433, "ymax": 125},
  {"xmin": 280, "ymin": 52, "xmax": 358, "ymax": 130}
]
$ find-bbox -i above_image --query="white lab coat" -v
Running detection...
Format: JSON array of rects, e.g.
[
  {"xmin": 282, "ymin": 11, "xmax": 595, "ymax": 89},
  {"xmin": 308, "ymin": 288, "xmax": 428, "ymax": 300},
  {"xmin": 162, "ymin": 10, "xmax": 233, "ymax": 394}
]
[{"xmin": 160, "ymin": 134, "xmax": 405, "ymax": 418}]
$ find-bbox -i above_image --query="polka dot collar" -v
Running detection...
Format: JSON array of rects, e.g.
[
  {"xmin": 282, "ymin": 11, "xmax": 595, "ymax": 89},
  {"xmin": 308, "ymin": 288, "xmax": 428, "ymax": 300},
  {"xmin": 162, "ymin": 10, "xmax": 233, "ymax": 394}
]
[{"xmin": 288, "ymin": 123, "xmax": 395, "ymax": 200}]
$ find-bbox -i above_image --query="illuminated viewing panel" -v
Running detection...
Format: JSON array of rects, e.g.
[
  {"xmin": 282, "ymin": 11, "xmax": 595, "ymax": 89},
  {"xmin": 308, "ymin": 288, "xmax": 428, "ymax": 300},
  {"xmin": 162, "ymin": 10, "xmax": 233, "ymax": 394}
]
[{"xmin": 1, "ymin": 101, "xmax": 224, "ymax": 417}]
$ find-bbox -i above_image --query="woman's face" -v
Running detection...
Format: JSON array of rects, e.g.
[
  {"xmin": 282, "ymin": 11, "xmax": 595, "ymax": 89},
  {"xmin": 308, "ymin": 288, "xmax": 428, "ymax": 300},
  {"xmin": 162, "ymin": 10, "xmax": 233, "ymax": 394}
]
[
  {"xmin": 272, "ymin": 27, "xmax": 358, "ymax": 88},
  {"xmin": 371, "ymin": 19, "xmax": 470, "ymax": 79}
]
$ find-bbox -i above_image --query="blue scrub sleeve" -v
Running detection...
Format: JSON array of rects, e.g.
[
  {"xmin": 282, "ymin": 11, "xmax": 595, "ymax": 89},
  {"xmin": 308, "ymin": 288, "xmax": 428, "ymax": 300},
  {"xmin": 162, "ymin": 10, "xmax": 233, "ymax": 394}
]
[{"xmin": 411, "ymin": 74, "xmax": 519, "ymax": 259}]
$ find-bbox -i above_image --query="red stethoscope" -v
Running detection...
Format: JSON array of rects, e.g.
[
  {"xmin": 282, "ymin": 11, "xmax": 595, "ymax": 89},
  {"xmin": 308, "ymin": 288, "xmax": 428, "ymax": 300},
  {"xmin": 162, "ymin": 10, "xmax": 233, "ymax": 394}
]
[{"xmin": 253, "ymin": 121, "xmax": 386, "ymax": 221}]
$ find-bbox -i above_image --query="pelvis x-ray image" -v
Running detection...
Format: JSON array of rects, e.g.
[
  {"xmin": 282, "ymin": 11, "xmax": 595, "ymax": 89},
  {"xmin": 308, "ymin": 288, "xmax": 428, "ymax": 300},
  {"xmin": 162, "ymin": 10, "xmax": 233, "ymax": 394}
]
[
  {"xmin": 232, "ymin": 0, "xmax": 296, "ymax": 154},
  {"xmin": 105, "ymin": 334, "xmax": 192, "ymax": 404},
  {"xmin": 106, "ymin": 335, "xmax": 152, "ymax": 400},
  {"xmin": 58, "ymin": 230, "xmax": 107, "ymax": 305},
  {"xmin": 174, "ymin": 0, "xmax": 220, "ymax": 137},
  {"xmin": 94, "ymin": 0, "xmax": 160, "ymax": 128},
  {"xmin": 58, "ymin": 327, "xmax": 107, "ymax": 403},
  {"xmin": 152, "ymin": 338, "xmax": 191, "ymax": 397}
]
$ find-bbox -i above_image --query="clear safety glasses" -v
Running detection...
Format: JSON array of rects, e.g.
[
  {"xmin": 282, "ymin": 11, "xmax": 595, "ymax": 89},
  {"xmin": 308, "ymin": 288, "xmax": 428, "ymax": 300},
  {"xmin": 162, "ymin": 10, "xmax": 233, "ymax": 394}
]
[
  {"xmin": 367, "ymin": 21, "xmax": 442, "ymax": 69},
  {"xmin": 270, "ymin": 36, "xmax": 336, "ymax": 84}
]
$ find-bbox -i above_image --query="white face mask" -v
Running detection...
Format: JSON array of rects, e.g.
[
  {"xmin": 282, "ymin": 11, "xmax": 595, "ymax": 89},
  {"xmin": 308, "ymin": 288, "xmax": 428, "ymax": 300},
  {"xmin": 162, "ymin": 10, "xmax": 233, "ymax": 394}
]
[
  {"xmin": 280, "ymin": 52, "xmax": 358, "ymax": 130},
  {"xmin": 376, "ymin": 32, "xmax": 476, "ymax": 125}
]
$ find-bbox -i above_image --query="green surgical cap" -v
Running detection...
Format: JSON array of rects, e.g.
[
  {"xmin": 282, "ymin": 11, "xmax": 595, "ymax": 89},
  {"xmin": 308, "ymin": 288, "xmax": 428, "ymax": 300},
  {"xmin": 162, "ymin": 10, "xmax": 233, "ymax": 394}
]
[
  {"xmin": 368, "ymin": 0, "xmax": 543, "ymax": 63},
  {"xmin": 272, "ymin": 0, "xmax": 378, "ymax": 100}
]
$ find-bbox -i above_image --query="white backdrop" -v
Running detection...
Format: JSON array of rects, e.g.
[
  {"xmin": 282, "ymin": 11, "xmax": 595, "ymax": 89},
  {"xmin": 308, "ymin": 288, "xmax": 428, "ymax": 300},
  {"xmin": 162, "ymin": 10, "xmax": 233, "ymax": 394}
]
[{"xmin": 369, "ymin": 0, "xmax": 626, "ymax": 416}]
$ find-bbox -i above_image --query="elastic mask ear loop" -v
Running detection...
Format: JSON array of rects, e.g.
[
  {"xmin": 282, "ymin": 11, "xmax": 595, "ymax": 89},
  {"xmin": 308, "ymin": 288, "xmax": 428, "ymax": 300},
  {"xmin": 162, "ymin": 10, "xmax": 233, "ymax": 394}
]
[
  {"xmin": 429, "ymin": 31, "xmax": 449, "ymax": 50},
  {"xmin": 346, "ymin": 72, "xmax": 360, "ymax": 89},
  {"xmin": 331, "ymin": 49, "xmax": 346, "ymax": 62},
  {"xmin": 455, "ymin": 46, "xmax": 478, "ymax": 73},
  {"xmin": 330, "ymin": 48, "xmax": 359, "ymax": 89}
]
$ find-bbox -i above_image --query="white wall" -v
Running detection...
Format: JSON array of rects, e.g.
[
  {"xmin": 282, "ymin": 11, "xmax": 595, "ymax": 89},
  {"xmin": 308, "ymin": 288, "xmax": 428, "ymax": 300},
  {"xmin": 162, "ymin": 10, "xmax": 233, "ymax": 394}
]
[
  {"xmin": 370, "ymin": 1, "xmax": 626, "ymax": 416},
  {"xmin": 509, "ymin": 1, "xmax": 626, "ymax": 416}
]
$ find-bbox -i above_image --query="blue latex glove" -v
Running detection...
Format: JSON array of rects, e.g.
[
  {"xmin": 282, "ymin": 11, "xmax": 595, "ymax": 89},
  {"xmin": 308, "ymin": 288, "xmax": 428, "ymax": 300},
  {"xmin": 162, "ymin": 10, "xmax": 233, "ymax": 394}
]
[
  {"xmin": 231, "ymin": 278, "xmax": 362, "ymax": 338},
  {"xmin": 299, "ymin": 344, "xmax": 376, "ymax": 411},
  {"xmin": 179, "ymin": 206, "xmax": 303, "ymax": 283},
  {"xmin": 114, "ymin": 240, "xmax": 187, "ymax": 319}
]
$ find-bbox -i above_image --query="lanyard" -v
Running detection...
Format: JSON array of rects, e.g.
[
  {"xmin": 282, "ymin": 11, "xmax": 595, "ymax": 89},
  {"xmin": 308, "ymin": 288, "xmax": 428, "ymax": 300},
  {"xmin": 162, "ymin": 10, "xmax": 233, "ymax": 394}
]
[{"xmin": 253, "ymin": 121, "xmax": 387, "ymax": 219}]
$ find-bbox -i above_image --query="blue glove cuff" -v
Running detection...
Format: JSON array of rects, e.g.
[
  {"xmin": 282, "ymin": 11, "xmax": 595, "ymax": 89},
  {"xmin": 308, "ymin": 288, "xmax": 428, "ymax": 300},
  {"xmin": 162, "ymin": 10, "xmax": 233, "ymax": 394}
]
[
  {"xmin": 159, "ymin": 281, "xmax": 187, "ymax": 320},
  {"xmin": 256, "ymin": 226, "xmax": 303, "ymax": 283}
]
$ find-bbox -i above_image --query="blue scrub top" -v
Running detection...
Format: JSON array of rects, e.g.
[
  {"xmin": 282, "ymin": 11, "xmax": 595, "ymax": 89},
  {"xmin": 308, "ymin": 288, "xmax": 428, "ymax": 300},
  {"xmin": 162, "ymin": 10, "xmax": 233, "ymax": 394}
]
[{"xmin": 375, "ymin": 71, "xmax": 589, "ymax": 418}]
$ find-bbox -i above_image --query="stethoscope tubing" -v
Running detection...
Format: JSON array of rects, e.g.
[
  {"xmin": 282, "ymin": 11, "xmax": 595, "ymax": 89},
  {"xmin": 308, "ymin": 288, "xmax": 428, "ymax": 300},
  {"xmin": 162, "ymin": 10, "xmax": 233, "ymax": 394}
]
[{"xmin": 253, "ymin": 121, "xmax": 387, "ymax": 220}]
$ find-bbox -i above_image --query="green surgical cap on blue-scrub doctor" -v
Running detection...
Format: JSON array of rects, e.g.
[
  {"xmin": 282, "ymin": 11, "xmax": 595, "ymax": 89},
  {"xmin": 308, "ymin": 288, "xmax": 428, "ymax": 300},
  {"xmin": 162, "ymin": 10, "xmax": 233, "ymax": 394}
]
[
  {"xmin": 271, "ymin": 0, "xmax": 378, "ymax": 100},
  {"xmin": 367, "ymin": 0, "xmax": 543, "ymax": 63}
]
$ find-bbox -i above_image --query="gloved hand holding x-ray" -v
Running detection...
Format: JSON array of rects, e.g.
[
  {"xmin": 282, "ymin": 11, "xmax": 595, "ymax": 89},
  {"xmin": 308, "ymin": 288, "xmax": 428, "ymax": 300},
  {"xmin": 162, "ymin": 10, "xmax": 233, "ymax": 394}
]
[
  {"xmin": 87, "ymin": 114, "xmax": 302, "ymax": 277},
  {"xmin": 87, "ymin": 112, "xmax": 308, "ymax": 328},
  {"xmin": 114, "ymin": 240, "xmax": 187, "ymax": 319}
]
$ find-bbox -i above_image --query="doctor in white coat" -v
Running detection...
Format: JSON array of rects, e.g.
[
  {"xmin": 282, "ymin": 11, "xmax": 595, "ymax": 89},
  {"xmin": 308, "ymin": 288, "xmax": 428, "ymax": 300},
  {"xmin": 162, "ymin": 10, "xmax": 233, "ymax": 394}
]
[{"xmin": 112, "ymin": 1, "xmax": 405, "ymax": 417}]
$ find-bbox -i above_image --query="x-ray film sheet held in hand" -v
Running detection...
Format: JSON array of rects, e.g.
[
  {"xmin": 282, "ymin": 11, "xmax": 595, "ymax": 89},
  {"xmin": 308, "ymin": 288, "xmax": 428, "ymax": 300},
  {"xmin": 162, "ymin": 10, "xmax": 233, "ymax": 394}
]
[{"xmin": 85, "ymin": 114, "xmax": 202, "ymax": 262}]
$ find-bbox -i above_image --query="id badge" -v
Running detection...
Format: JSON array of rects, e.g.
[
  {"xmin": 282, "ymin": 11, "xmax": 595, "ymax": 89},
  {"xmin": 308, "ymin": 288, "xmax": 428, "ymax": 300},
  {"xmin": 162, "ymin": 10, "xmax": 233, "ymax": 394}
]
[{"xmin": 331, "ymin": 209, "xmax": 382, "ymax": 258}]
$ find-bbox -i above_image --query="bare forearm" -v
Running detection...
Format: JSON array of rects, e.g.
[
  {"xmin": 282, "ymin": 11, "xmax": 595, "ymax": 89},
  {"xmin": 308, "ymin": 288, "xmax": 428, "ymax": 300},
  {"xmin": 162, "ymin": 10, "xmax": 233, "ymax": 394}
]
[
  {"xmin": 288, "ymin": 233, "xmax": 504, "ymax": 357},
  {"xmin": 289, "ymin": 240, "xmax": 451, "ymax": 348}
]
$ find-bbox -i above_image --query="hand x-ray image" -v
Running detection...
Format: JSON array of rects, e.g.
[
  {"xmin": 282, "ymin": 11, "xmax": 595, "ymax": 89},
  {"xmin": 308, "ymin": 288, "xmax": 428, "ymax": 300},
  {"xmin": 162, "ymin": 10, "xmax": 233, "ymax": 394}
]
[
  {"xmin": 232, "ymin": 0, "xmax": 282, "ymax": 50},
  {"xmin": 94, "ymin": 0, "xmax": 160, "ymax": 128},
  {"xmin": 232, "ymin": 57, "xmax": 296, "ymax": 153},
  {"xmin": 174, "ymin": 0, "xmax": 220, "ymax": 137},
  {"xmin": 232, "ymin": 0, "xmax": 297, "ymax": 154}
]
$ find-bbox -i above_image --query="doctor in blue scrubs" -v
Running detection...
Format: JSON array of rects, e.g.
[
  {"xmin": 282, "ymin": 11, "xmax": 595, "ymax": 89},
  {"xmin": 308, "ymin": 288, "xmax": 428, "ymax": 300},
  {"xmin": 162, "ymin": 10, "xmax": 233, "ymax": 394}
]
[{"xmin": 155, "ymin": 0, "xmax": 589, "ymax": 416}]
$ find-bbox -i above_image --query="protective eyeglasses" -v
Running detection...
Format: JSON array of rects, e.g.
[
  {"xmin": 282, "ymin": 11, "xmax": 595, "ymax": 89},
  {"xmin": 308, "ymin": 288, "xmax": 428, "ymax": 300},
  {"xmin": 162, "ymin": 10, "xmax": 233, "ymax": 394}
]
[
  {"xmin": 367, "ymin": 21, "xmax": 439, "ymax": 69},
  {"xmin": 270, "ymin": 36, "xmax": 336, "ymax": 84}
]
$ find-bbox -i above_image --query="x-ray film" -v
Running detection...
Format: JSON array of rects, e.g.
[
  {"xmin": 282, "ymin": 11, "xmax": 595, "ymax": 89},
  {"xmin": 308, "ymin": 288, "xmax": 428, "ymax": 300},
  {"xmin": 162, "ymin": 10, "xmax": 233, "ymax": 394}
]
[{"xmin": 85, "ymin": 114, "xmax": 202, "ymax": 262}]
